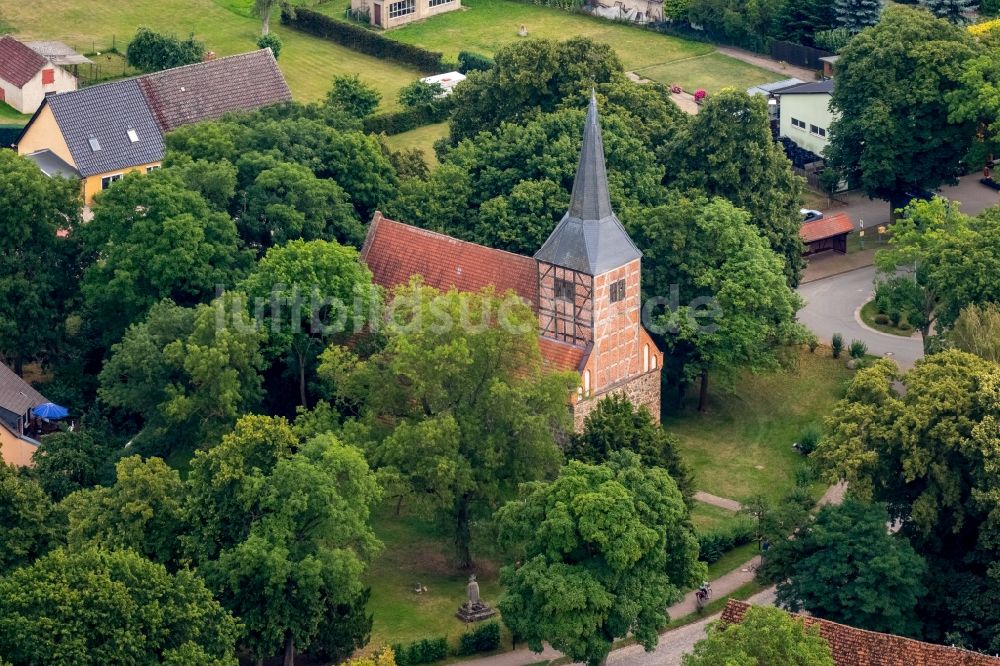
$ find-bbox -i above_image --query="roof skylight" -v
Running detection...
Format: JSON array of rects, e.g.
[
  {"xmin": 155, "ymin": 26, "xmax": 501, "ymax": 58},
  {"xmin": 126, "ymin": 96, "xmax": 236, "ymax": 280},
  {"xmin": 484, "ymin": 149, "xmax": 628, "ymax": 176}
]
[{"xmin": 88, "ymin": 136, "xmax": 101, "ymax": 152}]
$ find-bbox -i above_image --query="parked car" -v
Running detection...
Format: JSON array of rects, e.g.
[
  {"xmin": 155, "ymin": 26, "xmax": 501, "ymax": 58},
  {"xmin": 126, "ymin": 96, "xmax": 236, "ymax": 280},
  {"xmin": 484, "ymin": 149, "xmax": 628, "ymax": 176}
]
[{"xmin": 800, "ymin": 208, "xmax": 824, "ymax": 223}]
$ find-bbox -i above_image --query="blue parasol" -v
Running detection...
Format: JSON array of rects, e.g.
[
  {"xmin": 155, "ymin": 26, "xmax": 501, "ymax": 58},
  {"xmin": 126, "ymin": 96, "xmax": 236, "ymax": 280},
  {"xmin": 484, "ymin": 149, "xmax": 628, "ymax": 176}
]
[{"xmin": 32, "ymin": 402, "xmax": 69, "ymax": 420}]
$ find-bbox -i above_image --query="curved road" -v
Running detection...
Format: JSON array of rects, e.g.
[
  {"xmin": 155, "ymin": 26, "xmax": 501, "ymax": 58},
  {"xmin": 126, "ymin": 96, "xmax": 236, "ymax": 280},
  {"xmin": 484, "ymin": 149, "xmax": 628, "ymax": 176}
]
[{"xmin": 796, "ymin": 265, "xmax": 923, "ymax": 369}]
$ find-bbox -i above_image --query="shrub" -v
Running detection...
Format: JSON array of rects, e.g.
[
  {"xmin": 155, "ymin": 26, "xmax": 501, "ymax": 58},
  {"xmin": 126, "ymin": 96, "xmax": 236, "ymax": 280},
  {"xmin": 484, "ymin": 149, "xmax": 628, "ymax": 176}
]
[
  {"xmin": 874, "ymin": 313, "xmax": 890, "ymax": 325},
  {"xmin": 814, "ymin": 27, "xmax": 852, "ymax": 51},
  {"xmin": 807, "ymin": 333, "xmax": 819, "ymax": 353},
  {"xmin": 797, "ymin": 424, "xmax": 822, "ymax": 456},
  {"xmin": 794, "ymin": 463, "xmax": 816, "ymax": 487},
  {"xmin": 458, "ymin": 50, "xmax": 494, "ymax": 73},
  {"xmin": 126, "ymin": 27, "xmax": 204, "ymax": 72},
  {"xmin": 398, "ymin": 80, "xmax": 444, "ymax": 109},
  {"xmin": 831, "ymin": 333, "xmax": 844, "ymax": 359},
  {"xmin": 327, "ymin": 74, "xmax": 382, "ymax": 118},
  {"xmin": 362, "ymin": 103, "xmax": 452, "ymax": 135},
  {"xmin": 457, "ymin": 622, "xmax": 501, "ymax": 656},
  {"xmin": 257, "ymin": 33, "xmax": 282, "ymax": 59},
  {"xmin": 392, "ymin": 637, "xmax": 449, "ymax": 665},
  {"xmin": 697, "ymin": 516, "xmax": 758, "ymax": 564},
  {"xmin": 849, "ymin": 339, "xmax": 868, "ymax": 359},
  {"xmin": 898, "ymin": 322, "xmax": 913, "ymax": 332},
  {"xmin": 888, "ymin": 309, "xmax": 902, "ymax": 326},
  {"xmin": 281, "ymin": 5, "xmax": 444, "ymax": 71}
]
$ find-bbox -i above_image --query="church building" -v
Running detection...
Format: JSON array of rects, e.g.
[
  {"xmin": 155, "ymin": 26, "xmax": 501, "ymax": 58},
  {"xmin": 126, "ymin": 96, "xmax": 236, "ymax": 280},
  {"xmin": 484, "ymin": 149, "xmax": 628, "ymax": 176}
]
[{"xmin": 361, "ymin": 95, "xmax": 662, "ymax": 430}]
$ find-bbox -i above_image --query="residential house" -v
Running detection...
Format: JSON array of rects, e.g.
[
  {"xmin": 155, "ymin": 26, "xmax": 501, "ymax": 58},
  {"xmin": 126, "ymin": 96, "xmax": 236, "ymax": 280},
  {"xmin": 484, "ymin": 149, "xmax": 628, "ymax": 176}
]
[
  {"xmin": 352, "ymin": 0, "xmax": 462, "ymax": 29},
  {"xmin": 0, "ymin": 362, "xmax": 48, "ymax": 467},
  {"xmin": 16, "ymin": 48, "xmax": 291, "ymax": 204},
  {"xmin": 775, "ymin": 78, "xmax": 836, "ymax": 157},
  {"xmin": 361, "ymin": 95, "xmax": 663, "ymax": 431},
  {"xmin": 721, "ymin": 600, "xmax": 1000, "ymax": 666},
  {"xmin": 0, "ymin": 35, "xmax": 78, "ymax": 114}
]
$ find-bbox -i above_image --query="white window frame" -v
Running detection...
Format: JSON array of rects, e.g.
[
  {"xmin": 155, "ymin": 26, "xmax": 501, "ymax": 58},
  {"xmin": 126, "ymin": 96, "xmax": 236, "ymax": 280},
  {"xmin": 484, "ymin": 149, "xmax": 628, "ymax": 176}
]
[
  {"xmin": 810, "ymin": 125, "xmax": 827, "ymax": 138},
  {"xmin": 101, "ymin": 173, "xmax": 123, "ymax": 189},
  {"xmin": 790, "ymin": 117, "xmax": 806, "ymax": 131},
  {"xmin": 428, "ymin": 0, "xmax": 453, "ymax": 6},
  {"xmin": 388, "ymin": 0, "xmax": 415, "ymax": 18}
]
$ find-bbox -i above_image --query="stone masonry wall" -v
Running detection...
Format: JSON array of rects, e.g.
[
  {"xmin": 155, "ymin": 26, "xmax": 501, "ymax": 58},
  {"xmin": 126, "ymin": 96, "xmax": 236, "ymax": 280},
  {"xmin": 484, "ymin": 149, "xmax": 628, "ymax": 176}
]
[{"xmin": 572, "ymin": 368, "xmax": 661, "ymax": 432}]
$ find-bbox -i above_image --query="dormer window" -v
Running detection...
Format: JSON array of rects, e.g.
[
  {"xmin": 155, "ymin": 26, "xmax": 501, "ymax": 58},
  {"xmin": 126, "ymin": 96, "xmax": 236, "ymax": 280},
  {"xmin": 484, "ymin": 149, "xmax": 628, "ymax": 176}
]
[
  {"xmin": 127, "ymin": 129, "xmax": 139, "ymax": 143},
  {"xmin": 88, "ymin": 136, "xmax": 101, "ymax": 152}
]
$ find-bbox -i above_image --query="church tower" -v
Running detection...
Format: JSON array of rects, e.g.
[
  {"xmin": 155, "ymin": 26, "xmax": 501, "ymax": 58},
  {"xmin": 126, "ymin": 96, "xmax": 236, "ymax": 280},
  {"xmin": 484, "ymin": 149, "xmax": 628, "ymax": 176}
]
[{"xmin": 534, "ymin": 93, "xmax": 662, "ymax": 426}]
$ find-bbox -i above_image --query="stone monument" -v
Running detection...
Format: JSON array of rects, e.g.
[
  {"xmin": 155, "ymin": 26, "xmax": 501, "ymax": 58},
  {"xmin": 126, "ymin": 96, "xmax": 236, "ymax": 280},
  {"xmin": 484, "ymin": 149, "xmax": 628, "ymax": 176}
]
[{"xmin": 456, "ymin": 574, "xmax": 496, "ymax": 622}]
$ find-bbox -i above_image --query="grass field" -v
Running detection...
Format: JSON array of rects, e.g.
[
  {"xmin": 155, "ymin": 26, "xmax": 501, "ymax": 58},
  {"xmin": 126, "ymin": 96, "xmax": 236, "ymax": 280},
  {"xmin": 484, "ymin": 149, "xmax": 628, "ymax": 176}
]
[
  {"xmin": 664, "ymin": 349, "xmax": 853, "ymax": 503},
  {"xmin": 3, "ymin": 0, "xmax": 421, "ymax": 109},
  {"xmin": 0, "ymin": 102, "xmax": 31, "ymax": 125},
  {"xmin": 636, "ymin": 52, "xmax": 776, "ymax": 94},
  {"xmin": 384, "ymin": 122, "xmax": 448, "ymax": 167}
]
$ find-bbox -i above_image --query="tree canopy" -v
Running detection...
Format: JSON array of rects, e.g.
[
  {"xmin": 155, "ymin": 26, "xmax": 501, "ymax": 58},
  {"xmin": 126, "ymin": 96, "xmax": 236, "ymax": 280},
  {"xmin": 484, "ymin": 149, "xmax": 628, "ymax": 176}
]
[
  {"xmin": 497, "ymin": 452, "xmax": 703, "ymax": 666},
  {"xmin": 683, "ymin": 606, "xmax": 834, "ymax": 666},
  {"xmin": 0, "ymin": 464, "xmax": 61, "ymax": 575}
]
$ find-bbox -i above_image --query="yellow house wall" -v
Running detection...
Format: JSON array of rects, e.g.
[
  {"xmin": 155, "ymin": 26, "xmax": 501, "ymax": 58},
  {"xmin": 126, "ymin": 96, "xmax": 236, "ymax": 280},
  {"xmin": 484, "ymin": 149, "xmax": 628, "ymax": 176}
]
[
  {"xmin": 16, "ymin": 104, "xmax": 75, "ymax": 167},
  {"xmin": 0, "ymin": 424, "xmax": 37, "ymax": 468},
  {"xmin": 82, "ymin": 163, "xmax": 161, "ymax": 205}
]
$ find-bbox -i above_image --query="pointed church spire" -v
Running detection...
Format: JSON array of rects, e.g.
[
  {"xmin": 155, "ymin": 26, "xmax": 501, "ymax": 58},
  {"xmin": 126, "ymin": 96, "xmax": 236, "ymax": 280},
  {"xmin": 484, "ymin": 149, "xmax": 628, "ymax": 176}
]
[
  {"xmin": 533, "ymin": 93, "xmax": 641, "ymax": 276},
  {"xmin": 567, "ymin": 91, "xmax": 614, "ymax": 222}
]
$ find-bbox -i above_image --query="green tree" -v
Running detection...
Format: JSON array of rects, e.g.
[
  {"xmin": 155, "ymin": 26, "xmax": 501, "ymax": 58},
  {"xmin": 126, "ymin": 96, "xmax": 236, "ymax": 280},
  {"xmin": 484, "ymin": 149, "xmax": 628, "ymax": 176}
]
[
  {"xmin": 497, "ymin": 452, "xmax": 703, "ymax": 666},
  {"xmin": 919, "ymin": 0, "xmax": 977, "ymax": 23},
  {"xmin": 0, "ymin": 463, "xmax": 61, "ymax": 574},
  {"xmin": 30, "ymin": 429, "xmax": 117, "ymax": 501},
  {"xmin": 126, "ymin": 27, "xmax": 205, "ymax": 72},
  {"xmin": 815, "ymin": 351, "xmax": 1000, "ymax": 651},
  {"xmin": 243, "ymin": 162, "xmax": 363, "ymax": 251},
  {"xmin": 834, "ymin": 0, "xmax": 883, "ymax": 32},
  {"xmin": 626, "ymin": 195, "xmax": 805, "ymax": 411},
  {"xmin": 567, "ymin": 393, "xmax": 694, "ymax": 502},
  {"xmin": 398, "ymin": 80, "xmax": 444, "ymax": 109},
  {"xmin": 664, "ymin": 90, "xmax": 804, "ymax": 284},
  {"xmin": 80, "ymin": 171, "xmax": 251, "ymax": 349},
  {"xmin": 767, "ymin": 498, "xmax": 926, "ymax": 636},
  {"xmin": 449, "ymin": 37, "xmax": 622, "ymax": 142},
  {"xmin": 239, "ymin": 239, "xmax": 379, "ymax": 407},
  {"xmin": 196, "ymin": 432, "xmax": 382, "ymax": 666},
  {"xmin": 0, "ymin": 151, "xmax": 80, "ymax": 374},
  {"xmin": 0, "ymin": 547, "xmax": 240, "ymax": 666},
  {"xmin": 875, "ymin": 198, "xmax": 1000, "ymax": 351},
  {"xmin": 777, "ymin": 0, "xmax": 837, "ymax": 45},
  {"xmin": 683, "ymin": 605, "xmax": 834, "ymax": 666},
  {"xmin": 98, "ymin": 295, "xmax": 266, "ymax": 456},
  {"xmin": 947, "ymin": 50, "xmax": 1000, "ymax": 167},
  {"xmin": 826, "ymin": 6, "xmax": 980, "ymax": 216},
  {"xmin": 61, "ymin": 456, "xmax": 184, "ymax": 565},
  {"xmin": 257, "ymin": 33, "xmax": 282, "ymax": 57},
  {"xmin": 326, "ymin": 74, "xmax": 381, "ymax": 118},
  {"xmin": 475, "ymin": 179, "xmax": 569, "ymax": 256},
  {"xmin": 254, "ymin": 0, "xmax": 276, "ymax": 35},
  {"xmin": 949, "ymin": 302, "xmax": 1000, "ymax": 362},
  {"xmin": 319, "ymin": 282, "xmax": 576, "ymax": 568}
]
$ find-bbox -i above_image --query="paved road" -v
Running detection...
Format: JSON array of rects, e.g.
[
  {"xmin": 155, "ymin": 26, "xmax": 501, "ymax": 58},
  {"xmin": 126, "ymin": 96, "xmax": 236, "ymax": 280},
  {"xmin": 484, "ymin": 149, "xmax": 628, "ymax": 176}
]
[{"xmin": 797, "ymin": 265, "xmax": 924, "ymax": 369}]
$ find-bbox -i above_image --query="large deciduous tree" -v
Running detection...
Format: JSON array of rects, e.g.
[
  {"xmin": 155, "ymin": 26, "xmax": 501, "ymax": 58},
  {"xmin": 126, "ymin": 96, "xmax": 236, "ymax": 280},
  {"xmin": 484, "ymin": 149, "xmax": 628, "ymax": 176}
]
[
  {"xmin": 949, "ymin": 303, "xmax": 1000, "ymax": 363},
  {"xmin": 0, "ymin": 463, "xmax": 61, "ymax": 575},
  {"xmin": 497, "ymin": 452, "xmax": 703, "ymax": 666},
  {"xmin": 98, "ymin": 295, "xmax": 266, "ymax": 456},
  {"xmin": 626, "ymin": 195, "xmax": 805, "ymax": 411},
  {"xmin": 0, "ymin": 547, "xmax": 240, "ymax": 666},
  {"xmin": 29, "ymin": 429, "xmax": 118, "ymax": 501},
  {"xmin": 682, "ymin": 606, "xmax": 834, "ymax": 666},
  {"xmin": 319, "ymin": 282, "xmax": 576, "ymax": 568},
  {"xmin": 826, "ymin": 6, "xmax": 980, "ymax": 216},
  {"xmin": 766, "ymin": 498, "xmax": 927, "ymax": 636},
  {"xmin": 663, "ymin": 90, "xmax": 804, "ymax": 284},
  {"xmin": 239, "ymin": 239, "xmax": 379, "ymax": 408},
  {"xmin": 815, "ymin": 351, "xmax": 1000, "ymax": 651},
  {"xmin": 0, "ymin": 151, "xmax": 80, "ymax": 374}
]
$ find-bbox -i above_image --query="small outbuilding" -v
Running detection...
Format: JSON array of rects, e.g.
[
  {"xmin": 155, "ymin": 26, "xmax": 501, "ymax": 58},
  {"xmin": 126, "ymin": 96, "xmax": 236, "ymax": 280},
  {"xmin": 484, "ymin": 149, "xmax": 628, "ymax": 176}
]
[
  {"xmin": 801, "ymin": 212, "xmax": 854, "ymax": 255},
  {"xmin": 0, "ymin": 35, "xmax": 78, "ymax": 114},
  {"xmin": 420, "ymin": 71, "xmax": 466, "ymax": 96}
]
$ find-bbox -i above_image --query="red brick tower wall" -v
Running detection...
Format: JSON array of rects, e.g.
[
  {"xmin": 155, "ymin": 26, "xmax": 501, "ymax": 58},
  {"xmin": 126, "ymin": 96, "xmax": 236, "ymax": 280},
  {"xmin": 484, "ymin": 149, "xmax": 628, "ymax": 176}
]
[{"xmin": 591, "ymin": 258, "xmax": 642, "ymax": 391}]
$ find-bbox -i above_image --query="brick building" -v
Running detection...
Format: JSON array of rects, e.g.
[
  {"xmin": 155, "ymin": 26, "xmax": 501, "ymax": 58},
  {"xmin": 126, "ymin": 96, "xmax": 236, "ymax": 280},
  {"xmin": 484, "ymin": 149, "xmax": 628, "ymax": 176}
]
[
  {"xmin": 721, "ymin": 600, "xmax": 1000, "ymax": 666},
  {"xmin": 361, "ymin": 95, "xmax": 662, "ymax": 431}
]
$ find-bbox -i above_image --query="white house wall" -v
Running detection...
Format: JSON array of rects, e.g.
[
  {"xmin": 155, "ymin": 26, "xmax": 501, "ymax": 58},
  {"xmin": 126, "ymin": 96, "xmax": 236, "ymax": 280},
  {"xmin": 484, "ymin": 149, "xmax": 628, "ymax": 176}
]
[
  {"xmin": 779, "ymin": 93, "xmax": 836, "ymax": 158},
  {"xmin": 1, "ymin": 65, "xmax": 77, "ymax": 114}
]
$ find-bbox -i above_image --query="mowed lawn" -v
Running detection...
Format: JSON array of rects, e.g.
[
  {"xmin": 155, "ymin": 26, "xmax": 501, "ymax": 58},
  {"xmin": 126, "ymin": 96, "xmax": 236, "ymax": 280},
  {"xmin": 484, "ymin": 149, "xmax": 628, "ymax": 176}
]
[
  {"xmin": 384, "ymin": 121, "xmax": 449, "ymax": 167},
  {"xmin": 0, "ymin": 102, "xmax": 31, "ymax": 125},
  {"xmin": 664, "ymin": 349, "xmax": 853, "ymax": 503},
  {"xmin": 3, "ymin": 0, "xmax": 422, "ymax": 109},
  {"xmin": 382, "ymin": 0, "xmax": 712, "ymax": 71},
  {"xmin": 637, "ymin": 52, "xmax": 777, "ymax": 94}
]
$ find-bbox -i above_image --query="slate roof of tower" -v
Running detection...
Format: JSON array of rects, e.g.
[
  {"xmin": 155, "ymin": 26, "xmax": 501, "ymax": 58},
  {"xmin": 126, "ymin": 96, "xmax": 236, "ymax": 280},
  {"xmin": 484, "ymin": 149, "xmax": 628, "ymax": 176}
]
[
  {"xmin": 0, "ymin": 35, "xmax": 48, "ymax": 87},
  {"xmin": 534, "ymin": 93, "xmax": 641, "ymax": 275}
]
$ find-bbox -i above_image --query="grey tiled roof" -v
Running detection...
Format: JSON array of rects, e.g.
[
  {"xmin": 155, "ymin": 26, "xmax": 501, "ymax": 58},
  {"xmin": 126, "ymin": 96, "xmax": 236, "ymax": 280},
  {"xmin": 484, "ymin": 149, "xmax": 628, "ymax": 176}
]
[
  {"xmin": 775, "ymin": 79, "xmax": 834, "ymax": 95},
  {"xmin": 47, "ymin": 77, "xmax": 165, "ymax": 178},
  {"xmin": 0, "ymin": 362, "xmax": 47, "ymax": 418},
  {"xmin": 534, "ymin": 94, "xmax": 641, "ymax": 275},
  {"xmin": 139, "ymin": 49, "xmax": 291, "ymax": 132}
]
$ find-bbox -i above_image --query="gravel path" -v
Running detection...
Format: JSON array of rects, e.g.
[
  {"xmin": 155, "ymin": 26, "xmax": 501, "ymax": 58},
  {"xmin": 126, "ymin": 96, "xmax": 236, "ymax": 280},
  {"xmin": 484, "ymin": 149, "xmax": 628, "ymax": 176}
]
[
  {"xmin": 714, "ymin": 46, "xmax": 817, "ymax": 82},
  {"xmin": 693, "ymin": 492, "xmax": 742, "ymax": 512}
]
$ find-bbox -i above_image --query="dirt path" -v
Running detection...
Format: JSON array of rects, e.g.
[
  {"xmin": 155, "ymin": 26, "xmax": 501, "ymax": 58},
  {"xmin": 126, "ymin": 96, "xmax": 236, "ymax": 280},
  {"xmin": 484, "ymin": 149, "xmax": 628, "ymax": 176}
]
[
  {"xmin": 714, "ymin": 46, "xmax": 817, "ymax": 81},
  {"xmin": 693, "ymin": 491, "xmax": 742, "ymax": 512},
  {"xmin": 626, "ymin": 70, "xmax": 699, "ymax": 115}
]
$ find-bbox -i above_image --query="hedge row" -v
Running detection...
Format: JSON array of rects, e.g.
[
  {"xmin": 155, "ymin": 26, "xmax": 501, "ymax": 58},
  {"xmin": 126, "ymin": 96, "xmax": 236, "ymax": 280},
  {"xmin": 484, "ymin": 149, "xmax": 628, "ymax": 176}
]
[
  {"xmin": 458, "ymin": 50, "xmax": 494, "ymax": 74},
  {"xmin": 280, "ymin": 4, "xmax": 444, "ymax": 71},
  {"xmin": 391, "ymin": 623, "xmax": 502, "ymax": 665},
  {"xmin": 697, "ymin": 516, "xmax": 757, "ymax": 564},
  {"xmin": 363, "ymin": 103, "xmax": 452, "ymax": 136}
]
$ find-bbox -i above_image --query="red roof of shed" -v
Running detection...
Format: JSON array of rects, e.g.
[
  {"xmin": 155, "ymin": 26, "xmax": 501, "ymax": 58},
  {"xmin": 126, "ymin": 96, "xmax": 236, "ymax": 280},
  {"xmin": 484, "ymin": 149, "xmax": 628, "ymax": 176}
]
[
  {"xmin": 801, "ymin": 213, "xmax": 855, "ymax": 243},
  {"xmin": 0, "ymin": 36, "xmax": 47, "ymax": 88},
  {"xmin": 721, "ymin": 600, "xmax": 1000, "ymax": 666}
]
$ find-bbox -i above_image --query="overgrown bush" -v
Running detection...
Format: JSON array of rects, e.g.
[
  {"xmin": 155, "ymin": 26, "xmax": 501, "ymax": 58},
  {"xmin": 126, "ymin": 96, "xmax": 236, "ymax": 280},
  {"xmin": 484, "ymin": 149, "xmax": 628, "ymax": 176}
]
[
  {"xmin": 697, "ymin": 516, "xmax": 758, "ymax": 564},
  {"xmin": 362, "ymin": 103, "xmax": 452, "ymax": 135},
  {"xmin": 806, "ymin": 333, "xmax": 819, "ymax": 353},
  {"xmin": 797, "ymin": 424, "xmax": 822, "ymax": 456},
  {"xmin": 888, "ymin": 309, "xmax": 902, "ymax": 326},
  {"xmin": 458, "ymin": 50, "xmax": 494, "ymax": 73},
  {"xmin": 831, "ymin": 332, "xmax": 844, "ymax": 358},
  {"xmin": 457, "ymin": 622, "xmax": 501, "ymax": 656},
  {"xmin": 327, "ymin": 74, "xmax": 382, "ymax": 118},
  {"xmin": 392, "ymin": 637, "xmax": 449, "ymax": 666},
  {"xmin": 398, "ymin": 80, "xmax": 444, "ymax": 109},
  {"xmin": 257, "ymin": 33, "xmax": 282, "ymax": 59},
  {"xmin": 281, "ymin": 5, "xmax": 444, "ymax": 71},
  {"xmin": 849, "ymin": 339, "xmax": 868, "ymax": 359},
  {"xmin": 814, "ymin": 27, "xmax": 852, "ymax": 51},
  {"xmin": 126, "ymin": 27, "xmax": 204, "ymax": 72},
  {"xmin": 874, "ymin": 313, "xmax": 890, "ymax": 325}
]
